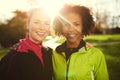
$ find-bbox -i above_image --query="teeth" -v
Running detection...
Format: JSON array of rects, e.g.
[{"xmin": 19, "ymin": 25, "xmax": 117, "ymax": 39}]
[
  {"xmin": 37, "ymin": 32, "xmax": 45, "ymax": 35},
  {"xmin": 68, "ymin": 34, "xmax": 76, "ymax": 37},
  {"xmin": 69, "ymin": 34, "xmax": 75, "ymax": 37}
]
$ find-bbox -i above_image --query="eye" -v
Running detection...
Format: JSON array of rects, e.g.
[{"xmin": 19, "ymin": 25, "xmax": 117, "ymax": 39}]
[
  {"xmin": 33, "ymin": 21, "xmax": 40, "ymax": 24},
  {"xmin": 45, "ymin": 22, "xmax": 50, "ymax": 25},
  {"xmin": 44, "ymin": 22, "xmax": 50, "ymax": 27},
  {"xmin": 74, "ymin": 23, "xmax": 80, "ymax": 26},
  {"xmin": 63, "ymin": 23, "xmax": 70, "ymax": 27}
]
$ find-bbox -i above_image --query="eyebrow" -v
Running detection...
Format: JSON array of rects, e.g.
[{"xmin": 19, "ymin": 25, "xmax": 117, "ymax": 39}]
[
  {"xmin": 58, "ymin": 14, "xmax": 74, "ymax": 25},
  {"xmin": 58, "ymin": 14, "xmax": 79, "ymax": 27},
  {"xmin": 32, "ymin": 19, "xmax": 50, "ymax": 22}
]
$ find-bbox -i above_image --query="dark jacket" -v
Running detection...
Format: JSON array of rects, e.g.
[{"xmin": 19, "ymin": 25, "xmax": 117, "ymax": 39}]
[{"xmin": 0, "ymin": 47, "xmax": 53, "ymax": 80}]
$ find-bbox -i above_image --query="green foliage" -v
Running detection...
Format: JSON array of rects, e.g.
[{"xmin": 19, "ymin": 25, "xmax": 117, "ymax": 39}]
[{"xmin": 0, "ymin": 10, "xmax": 27, "ymax": 47}]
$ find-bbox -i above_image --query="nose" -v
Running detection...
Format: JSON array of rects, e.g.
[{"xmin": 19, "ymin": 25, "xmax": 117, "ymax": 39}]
[
  {"xmin": 69, "ymin": 25, "xmax": 75, "ymax": 31},
  {"xmin": 39, "ymin": 23, "xmax": 45, "ymax": 29},
  {"xmin": 69, "ymin": 26, "xmax": 72, "ymax": 31}
]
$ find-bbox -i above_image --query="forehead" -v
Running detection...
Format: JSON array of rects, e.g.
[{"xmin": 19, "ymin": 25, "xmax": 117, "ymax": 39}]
[
  {"xmin": 61, "ymin": 12, "xmax": 82, "ymax": 23},
  {"xmin": 29, "ymin": 8, "xmax": 50, "ymax": 21}
]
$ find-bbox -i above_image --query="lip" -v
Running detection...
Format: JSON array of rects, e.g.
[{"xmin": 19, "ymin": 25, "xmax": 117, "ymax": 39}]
[
  {"xmin": 67, "ymin": 33, "xmax": 76, "ymax": 38},
  {"xmin": 36, "ymin": 32, "xmax": 45, "ymax": 35}
]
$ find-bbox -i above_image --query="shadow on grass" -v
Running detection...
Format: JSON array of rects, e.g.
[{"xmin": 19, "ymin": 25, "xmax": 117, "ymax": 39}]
[{"xmin": 96, "ymin": 44, "xmax": 120, "ymax": 80}]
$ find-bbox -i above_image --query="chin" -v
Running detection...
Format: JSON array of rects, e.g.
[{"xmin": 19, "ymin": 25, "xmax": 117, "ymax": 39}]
[{"xmin": 68, "ymin": 40, "xmax": 76, "ymax": 43}]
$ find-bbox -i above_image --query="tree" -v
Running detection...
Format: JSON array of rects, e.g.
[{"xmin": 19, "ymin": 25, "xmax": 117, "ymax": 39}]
[{"xmin": 0, "ymin": 10, "xmax": 27, "ymax": 47}]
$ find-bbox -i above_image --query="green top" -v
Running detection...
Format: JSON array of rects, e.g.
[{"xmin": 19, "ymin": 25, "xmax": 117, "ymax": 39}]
[{"xmin": 52, "ymin": 47, "xmax": 109, "ymax": 80}]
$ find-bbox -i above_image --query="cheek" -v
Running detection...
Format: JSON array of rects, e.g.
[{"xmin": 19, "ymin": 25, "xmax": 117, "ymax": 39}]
[
  {"xmin": 61, "ymin": 27, "xmax": 67, "ymax": 35},
  {"xmin": 46, "ymin": 27, "xmax": 50, "ymax": 33},
  {"xmin": 61, "ymin": 26, "xmax": 68, "ymax": 32},
  {"xmin": 76, "ymin": 27, "xmax": 82, "ymax": 33},
  {"xmin": 29, "ymin": 26, "xmax": 35, "ymax": 33},
  {"xmin": 74, "ymin": 25, "xmax": 83, "ymax": 33},
  {"xmin": 28, "ymin": 23, "xmax": 34, "ymax": 31}
]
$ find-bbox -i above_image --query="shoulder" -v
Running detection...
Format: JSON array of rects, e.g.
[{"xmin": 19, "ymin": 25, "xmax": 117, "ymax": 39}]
[
  {"xmin": 43, "ymin": 46, "xmax": 52, "ymax": 51},
  {"xmin": 42, "ymin": 46, "xmax": 52, "ymax": 54},
  {"xmin": 86, "ymin": 47, "xmax": 106, "ymax": 61},
  {"xmin": 0, "ymin": 44, "xmax": 19, "ymax": 64},
  {"xmin": 87, "ymin": 47, "xmax": 103, "ymax": 55},
  {"xmin": 10, "ymin": 52, "xmax": 40, "ymax": 68},
  {"xmin": 11, "ymin": 52, "xmax": 30, "ymax": 61}
]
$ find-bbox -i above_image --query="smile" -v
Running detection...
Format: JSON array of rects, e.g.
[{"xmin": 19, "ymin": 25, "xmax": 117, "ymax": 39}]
[
  {"xmin": 67, "ymin": 34, "xmax": 76, "ymax": 38},
  {"xmin": 37, "ymin": 32, "xmax": 45, "ymax": 35}
]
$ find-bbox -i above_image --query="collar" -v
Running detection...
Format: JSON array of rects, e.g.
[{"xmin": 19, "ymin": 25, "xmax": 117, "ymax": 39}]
[{"xmin": 56, "ymin": 39, "xmax": 86, "ymax": 54}]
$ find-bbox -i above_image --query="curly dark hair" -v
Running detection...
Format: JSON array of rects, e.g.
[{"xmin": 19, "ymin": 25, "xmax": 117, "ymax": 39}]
[{"xmin": 53, "ymin": 4, "xmax": 95, "ymax": 36}]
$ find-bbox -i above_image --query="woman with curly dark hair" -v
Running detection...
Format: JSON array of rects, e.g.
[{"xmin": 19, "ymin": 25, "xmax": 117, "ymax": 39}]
[{"xmin": 52, "ymin": 4, "xmax": 109, "ymax": 80}]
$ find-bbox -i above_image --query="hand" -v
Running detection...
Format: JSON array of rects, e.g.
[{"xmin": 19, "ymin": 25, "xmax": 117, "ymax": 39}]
[{"xmin": 86, "ymin": 42, "xmax": 93, "ymax": 47}]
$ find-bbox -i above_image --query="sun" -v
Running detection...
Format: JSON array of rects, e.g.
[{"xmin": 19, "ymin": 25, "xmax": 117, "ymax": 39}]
[
  {"xmin": 29, "ymin": 0, "xmax": 66, "ymax": 19},
  {"xmin": 26, "ymin": 0, "xmax": 69, "ymax": 26}
]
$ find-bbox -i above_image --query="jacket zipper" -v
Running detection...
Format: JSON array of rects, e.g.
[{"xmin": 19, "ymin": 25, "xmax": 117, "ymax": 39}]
[
  {"xmin": 91, "ymin": 66, "xmax": 95, "ymax": 80},
  {"xmin": 66, "ymin": 57, "xmax": 71, "ymax": 80}
]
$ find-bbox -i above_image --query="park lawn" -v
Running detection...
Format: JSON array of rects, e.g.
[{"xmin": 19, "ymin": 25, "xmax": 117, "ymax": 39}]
[
  {"xmin": 0, "ymin": 48, "xmax": 8, "ymax": 59},
  {"xmin": 96, "ymin": 44, "xmax": 120, "ymax": 80},
  {"xmin": 0, "ymin": 34, "xmax": 120, "ymax": 80},
  {"xmin": 84, "ymin": 34, "xmax": 120, "ymax": 43}
]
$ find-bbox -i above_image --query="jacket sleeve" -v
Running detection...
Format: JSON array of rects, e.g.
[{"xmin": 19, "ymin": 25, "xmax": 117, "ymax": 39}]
[{"xmin": 94, "ymin": 49, "xmax": 109, "ymax": 80}]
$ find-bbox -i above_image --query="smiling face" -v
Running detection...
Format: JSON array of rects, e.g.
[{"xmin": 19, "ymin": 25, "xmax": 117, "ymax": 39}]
[
  {"xmin": 61, "ymin": 12, "xmax": 83, "ymax": 46},
  {"xmin": 28, "ymin": 8, "xmax": 50, "ymax": 44}
]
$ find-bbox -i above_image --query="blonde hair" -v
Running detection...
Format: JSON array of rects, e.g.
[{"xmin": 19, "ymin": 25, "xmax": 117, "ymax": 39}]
[{"xmin": 27, "ymin": 7, "xmax": 49, "ymax": 23}]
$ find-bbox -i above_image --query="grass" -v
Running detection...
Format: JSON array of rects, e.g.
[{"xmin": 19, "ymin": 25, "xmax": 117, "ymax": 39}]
[
  {"xmin": 0, "ymin": 34, "xmax": 120, "ymax": 80},
  {"xmin": 0, "ymin": 48, "xmax": 8, "ymax": 59},
  {"xmin": 84, "ymin": 34, "xmax": 120, "ymax": 43},
  {"xmin": 96, "ymin": 44, "xmax": 120, "ymax": 80}
]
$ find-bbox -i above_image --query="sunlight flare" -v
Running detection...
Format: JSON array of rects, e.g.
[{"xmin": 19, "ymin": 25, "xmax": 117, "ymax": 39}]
[{"xmin": 36, "ymin": 0, "xmax": 66, "ymax": 19}]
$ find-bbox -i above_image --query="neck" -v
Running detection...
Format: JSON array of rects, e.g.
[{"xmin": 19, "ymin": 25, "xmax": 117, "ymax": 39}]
[
  {"xmin": 66, "ymin": 40, "xmax": 81, "ymax": 48},
  {"xmin": 29, "ymin": 35, "xmax": 42, "ymax": 45}
]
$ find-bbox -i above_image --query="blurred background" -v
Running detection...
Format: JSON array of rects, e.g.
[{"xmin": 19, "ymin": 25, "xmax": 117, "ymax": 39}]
[{"xmin": 0, "ymin": 0, "xmax": 120, "ymax": 80}]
